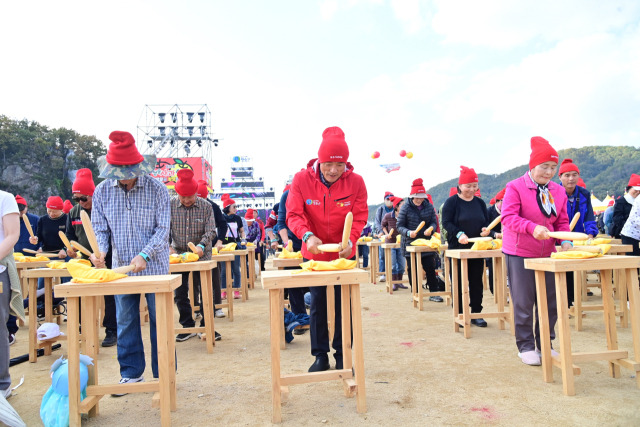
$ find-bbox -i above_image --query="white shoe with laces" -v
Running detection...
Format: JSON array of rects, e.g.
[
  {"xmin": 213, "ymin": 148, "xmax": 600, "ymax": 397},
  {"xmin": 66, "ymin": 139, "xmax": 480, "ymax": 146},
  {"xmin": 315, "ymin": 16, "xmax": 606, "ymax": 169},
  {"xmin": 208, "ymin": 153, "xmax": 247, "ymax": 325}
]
[
  {"xmin": 518, "ymin": 350, "xmax": 541, "ymax": 366},
  {"xmin": 536, "ymin": 348, "xmax": 560, "ymax": 358},
  {"xmin": 111, "ymin": 376, "xmax": 144, "ymax": 397},
  {"xmin": 215, "ymin": 309, "xmax": 226, "ymax": 318}
]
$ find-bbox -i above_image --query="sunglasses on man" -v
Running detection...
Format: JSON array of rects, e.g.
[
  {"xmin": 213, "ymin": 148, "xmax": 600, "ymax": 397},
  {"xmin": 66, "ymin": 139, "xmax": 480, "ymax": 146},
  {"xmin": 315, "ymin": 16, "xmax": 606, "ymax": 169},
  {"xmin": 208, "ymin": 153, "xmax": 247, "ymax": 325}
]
[{"xmin": 73, "ymin": 196, "xmax": 89, "ymax": 202}]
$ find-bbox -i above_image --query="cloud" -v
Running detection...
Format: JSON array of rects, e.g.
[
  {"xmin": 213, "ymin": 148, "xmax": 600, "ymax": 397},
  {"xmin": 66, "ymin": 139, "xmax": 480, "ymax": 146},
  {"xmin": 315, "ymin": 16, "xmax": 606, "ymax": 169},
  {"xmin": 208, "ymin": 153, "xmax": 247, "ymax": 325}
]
[{"xmin": 390, "ymin": 0, "xmax": 429, "ymax": 34}]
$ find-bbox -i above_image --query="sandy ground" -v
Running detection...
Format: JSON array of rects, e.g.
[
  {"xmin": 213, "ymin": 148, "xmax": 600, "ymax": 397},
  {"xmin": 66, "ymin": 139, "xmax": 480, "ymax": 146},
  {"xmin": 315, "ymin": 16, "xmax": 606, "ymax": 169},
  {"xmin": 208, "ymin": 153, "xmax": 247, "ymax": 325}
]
[{"xmin": 7, "ymin": 257, "xmax": 640, "ymax": 426}]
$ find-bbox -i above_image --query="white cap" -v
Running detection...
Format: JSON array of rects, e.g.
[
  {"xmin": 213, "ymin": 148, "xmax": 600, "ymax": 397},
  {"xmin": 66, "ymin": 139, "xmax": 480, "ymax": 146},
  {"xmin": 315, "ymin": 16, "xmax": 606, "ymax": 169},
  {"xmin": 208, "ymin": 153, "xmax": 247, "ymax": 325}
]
[{"xmin": 37, "ymin": 323, "xmax": 64, "ymax": 340}]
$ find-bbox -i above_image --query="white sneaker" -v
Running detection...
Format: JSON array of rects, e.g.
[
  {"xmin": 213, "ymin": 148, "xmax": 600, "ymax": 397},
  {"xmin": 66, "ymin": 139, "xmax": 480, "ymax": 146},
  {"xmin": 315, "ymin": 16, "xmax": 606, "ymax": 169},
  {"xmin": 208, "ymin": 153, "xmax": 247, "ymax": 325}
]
[
  {"xmin": 518, "ymin": 351, "xmax": 541, "ymax": 366},
  {"xmin": 215, "ymin": 309, "xmax": 226, "ymax": 318},
  {"xmin": 536, "ymin": 348, "xmax": 559, "ymax": 358},
  {"xmin": 379, "ymin": 275, "xmax": 386, "ymax": 282},
  {"xmin": 1, "ymin": 387, "xmax": 11, "ymax": 399},
  {"xmin": 112, "ymin": 376, "xmax": 144, "ymax": 397}
]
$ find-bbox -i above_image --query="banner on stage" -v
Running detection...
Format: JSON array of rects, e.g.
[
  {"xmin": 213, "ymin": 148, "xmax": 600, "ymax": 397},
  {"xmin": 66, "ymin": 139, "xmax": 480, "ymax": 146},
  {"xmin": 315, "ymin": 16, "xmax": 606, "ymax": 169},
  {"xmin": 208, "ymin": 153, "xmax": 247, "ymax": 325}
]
[{"xmin": 151, "ymin": 157, "xmax": 213, "ymax": 191}]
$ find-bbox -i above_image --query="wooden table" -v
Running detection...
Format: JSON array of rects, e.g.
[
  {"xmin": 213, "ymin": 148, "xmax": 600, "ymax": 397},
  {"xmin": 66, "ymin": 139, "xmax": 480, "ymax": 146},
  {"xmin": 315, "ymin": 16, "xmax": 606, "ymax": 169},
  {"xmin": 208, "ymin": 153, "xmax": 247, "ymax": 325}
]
[
  {"xmin": 55, "ymin": 274, "xmax": 180, "ymax": 426},
  {"xmin": 445, "ymin": 249, "xmax": 511, "ymax": 338},
  {"xmin": 220, "ymin": 249, "xmax": 249, "ymax": 301},
  {"xmin": 524, "ymin": 255, "xmax": 640, "ymax": 395},
  {"xmin": 261, "ymin": 269, "xmax": 368, "ymax": 423},
  {"xmin": 169, "ymin": 260, "xmax": 218, "ymax": 353},
  {"xmin": 381, "ymin": 242, "xmax": 409, "ymax": 294},
  {"xmin": 365, "ymin": 240, "xmax": 383, "ymax": 284},
  {"xmin": 15, "ymin": 260, "xmax": 54, "ymax": 327},
  {"xmin": 406, "ymin": 245, "xmax": 450, "ymax": 309},
  {"xmin": 570, "ymin": 244, "xmax": 633, "ymax": 330},
  {"xmin": 272, "ymin": 257, "xmax": 310, "ymax": 348},
  {"xmin": 246, "ymin": 246, "xmax": 257, "ymax": 289},
  {"xmin": 212, "ymin": 253, "xmax": 236, "ymax": 321},
  {"xmin": 22, "ymin": 267, "xmax": 70, "ymax": 362}
]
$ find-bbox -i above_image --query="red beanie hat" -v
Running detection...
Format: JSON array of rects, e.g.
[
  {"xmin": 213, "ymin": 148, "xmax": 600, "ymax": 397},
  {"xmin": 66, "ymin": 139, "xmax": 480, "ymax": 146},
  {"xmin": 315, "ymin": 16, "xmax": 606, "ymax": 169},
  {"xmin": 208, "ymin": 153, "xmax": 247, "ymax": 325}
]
[
  {"xmin": 459, "ymin": 166, "xmax": 478, "ymax": 185},
  {"xmin": 384, "ymin": 191, "xmax": 394, "ymax": 200},
  {"xmin": 577, "ymin": 178, "xmax": 586, "ymax": 188},
  {"xmin": 628, "ymin": 174, "xmax": 640, "ymax": 188},
  {"xmin": 175, "ymin": 169, "xmax": 198, "ymax": 197},
  {"xmin": 449, "ymin": 187, "xmax": 457, "ymax": 197},
  {"xmin": 391, "ymin": 196, "xmax": 403, "ymax": 208},
  {"xmin": 558, "ymin": 158, "xmax": 580, "ymax": 176},
  {"xmin": 318, "ymin": 127, "xmax": 349, "ymax": 163},
  {"xmin": 426, "ymin": 194, "xmax": 433, "ymax": 205},
  {"xmin": 46, "ymin": 196, "xmax": 63, "ymax": 210},
  {"xmin": 197, "ymin": 180, "xmax": 209, "ymax": 198},
  {"xmin": 490, "ymin": 198, "xmax": 496, "ymax": 205},
  {"xmin": 244, "ymin": 209, "xmax": 255, "ymax": 220},
  {"xmin": 283, "ymin": 184, "xmax": 291, "ymax": 193},
  {"xmin": 221, "ymin": 194, "xmax": 235, "ymax": 209},
  {"xmin": 409, "ymin": 178, "xmax": 427, "ymax": 197},
  {"xmin": 72, "ymin": 168, "xmax": 96, "ymax": 196},
  {"xmin": 105, "ymin": 131, "xmax": 144, "ymax": 166},
  {"xmin": 63, "ymin": 200, "xmax": 73, "ymax": 214},
  {"xmin": 495, "ymin": 188, "xmax": 506, "ymax": 201},
  {"xmin": 529, "ymin": 136, "xmax": 558, "ymax": 169},
  {"xmin": 15, "ymin": 195, "xmax": 27, "ymax": 206},
  {"xmin": 608, "ymin": 199, "xmax": 615, "ymax": 207},
  {"xmin": 474, "ymin": 189, "xmax": 481, "ymax": 197}
]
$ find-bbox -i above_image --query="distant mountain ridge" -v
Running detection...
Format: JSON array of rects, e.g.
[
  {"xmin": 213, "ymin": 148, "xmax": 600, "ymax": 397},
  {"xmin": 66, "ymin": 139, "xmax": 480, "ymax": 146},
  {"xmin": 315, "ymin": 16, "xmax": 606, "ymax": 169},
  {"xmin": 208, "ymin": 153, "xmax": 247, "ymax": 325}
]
[{"xmin": 368, "ymin": 145, "xmax": 640, "ymax": 221}]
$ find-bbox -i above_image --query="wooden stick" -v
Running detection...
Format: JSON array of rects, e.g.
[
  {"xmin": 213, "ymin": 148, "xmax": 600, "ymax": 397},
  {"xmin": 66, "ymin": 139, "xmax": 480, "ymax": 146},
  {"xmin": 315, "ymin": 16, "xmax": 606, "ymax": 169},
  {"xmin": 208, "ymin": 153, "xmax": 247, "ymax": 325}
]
[
  {"xmin": 80, "ymin": 210, "xmax": 101, "ymax": 256},
  {"xmin": 424, "ymin": 226, "xmax": 433, "ymax": 236},
  {"xmin": 112, "ymin": 265, "xmax": 135, "ymax": 274},
  {"xmin": 22, "ymin": 249, "xmax": 58, "ymax": 257},
  {"xmin": 486, "ymin": 215, "xmax": 501, "ymax": 232},
  {"xmin": 188, "ymin": 242, "xmax": 198, "ymax": 253},
  {"xmin": 385, "ymin": 228, "xmax": 394, "ymax": 238},
  {"xmin": 22, "ymin": 215, "xmax": 35, "ymax": 238},
  {"xmin": 341, "ymin": 212, "xmax": 353, "ymax": 249},
  {"xmin": 70, "ymin": 241, "xmax": 93, "ymax": 257},
  {"xmin": 58, "ymin": 231, "xmax": 72, "ymax": 250},
  {"xmin": 414, "ymin": 221, "xmax": 425, "ymax": 234},
  {"xmin": 547, "ymin": 231, "xmax": 589, "ymax": 241},
  {"xmin": 569, "ymin": 212, "xmax": 580, "ymax": 231}
]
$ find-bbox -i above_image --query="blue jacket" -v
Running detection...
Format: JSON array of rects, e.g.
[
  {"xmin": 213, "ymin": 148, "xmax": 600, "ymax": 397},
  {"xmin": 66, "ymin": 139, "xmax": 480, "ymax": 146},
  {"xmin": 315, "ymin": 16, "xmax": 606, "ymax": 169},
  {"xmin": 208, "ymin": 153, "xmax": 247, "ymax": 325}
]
[
  {"xmin": 565, "ymin": 186, "xmax": 598, "ymax": 236},
  {"xmin": 15, "ymin": 212, "xmax": 39, "ymax": 253},
  {"xmin": 275, "ymin": 190, "xmax": 302, "ymax": 251}
]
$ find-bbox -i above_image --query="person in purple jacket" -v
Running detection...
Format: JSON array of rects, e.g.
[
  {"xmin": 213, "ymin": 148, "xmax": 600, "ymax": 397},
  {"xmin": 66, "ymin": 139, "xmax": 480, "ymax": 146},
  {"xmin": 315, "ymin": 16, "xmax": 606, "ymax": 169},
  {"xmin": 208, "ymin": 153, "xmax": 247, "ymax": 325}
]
[{"xmin": 502, "ymin": 136, "xmax": 571, "ymax": 366}]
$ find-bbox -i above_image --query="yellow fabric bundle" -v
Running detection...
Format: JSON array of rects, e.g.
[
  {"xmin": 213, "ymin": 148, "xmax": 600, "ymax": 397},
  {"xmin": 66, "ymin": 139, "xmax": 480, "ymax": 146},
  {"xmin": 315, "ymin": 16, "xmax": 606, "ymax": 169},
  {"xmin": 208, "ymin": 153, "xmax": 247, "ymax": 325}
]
[
  {"xmin": 574, "ymin": 238, "xmax": 611, "ymax": 246},
  {"xmin": 66, "ymin": 262, "xmax": 127, "ymax": 283},
  {"xmin": 298, "ymin": 259, "xmax": 357, "ymax": 272},
  {"xmin": 246, "ymin": 242, "xmax": 255, "ymax": 247},
  {"xmin": 396, "ymin": 235, "xmax": 401, "ymax": 243},
  {"xmin": 47, "ymin": 259, "xmax": 92, "ymax": 269},
  {"xmin": 278, "ymin": 248, "xmax": 303, "ymax": 259},
  {"xmin": 14, "ymin": 255, "xmax": 50, "ymax": 262},
  {"xmin": 220, "ymin": 243, "xmax": 237, "ymax": 252},
  {"xmin": 211, "ymin": 247, "xmax": 219, "ymax": 256},
  {"xmin": 169, "ymin": 253, "xmax": 200, "ymax": 264},
  {"xmin": 471, "ymin": 239, "xmax": 503, "ymax": 251},
  {"xmin": 410, "ymin": 237, "xmax": 442, "ymax": 252},
  {"xmin": 13, "ymin": 252, "xmax": 24, "ymax": 259},
  {"xmin": 357, "ymin": 236, "xmax": 373, "ymax": 242},
  {"xmin": 551, "ymin": 251, "xmax": 601, "ymax": 259}
]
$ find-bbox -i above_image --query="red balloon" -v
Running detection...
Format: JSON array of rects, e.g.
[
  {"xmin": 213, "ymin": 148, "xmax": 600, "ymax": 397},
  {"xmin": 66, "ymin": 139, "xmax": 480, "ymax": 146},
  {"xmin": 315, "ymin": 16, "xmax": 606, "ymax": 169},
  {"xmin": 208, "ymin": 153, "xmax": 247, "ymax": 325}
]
[{"xmin": 399, "ymin": 150, "xmax": 406, "ymax": 157}]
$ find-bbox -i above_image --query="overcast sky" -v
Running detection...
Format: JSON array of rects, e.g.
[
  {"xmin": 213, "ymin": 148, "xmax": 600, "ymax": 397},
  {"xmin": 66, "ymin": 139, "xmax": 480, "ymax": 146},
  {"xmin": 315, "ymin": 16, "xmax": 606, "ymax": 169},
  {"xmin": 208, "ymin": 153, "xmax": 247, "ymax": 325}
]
[{"xmin": 2, "ymin": 0, "xmax": 639, "ymax": 203}]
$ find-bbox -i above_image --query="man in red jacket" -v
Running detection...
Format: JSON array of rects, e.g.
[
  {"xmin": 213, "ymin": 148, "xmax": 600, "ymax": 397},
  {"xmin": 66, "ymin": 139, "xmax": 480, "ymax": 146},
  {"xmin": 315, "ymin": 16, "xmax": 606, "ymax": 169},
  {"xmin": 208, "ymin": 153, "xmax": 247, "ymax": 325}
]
[{"xmin": 286, "ymin": 126, "xmax": 368, "ymax": 372}]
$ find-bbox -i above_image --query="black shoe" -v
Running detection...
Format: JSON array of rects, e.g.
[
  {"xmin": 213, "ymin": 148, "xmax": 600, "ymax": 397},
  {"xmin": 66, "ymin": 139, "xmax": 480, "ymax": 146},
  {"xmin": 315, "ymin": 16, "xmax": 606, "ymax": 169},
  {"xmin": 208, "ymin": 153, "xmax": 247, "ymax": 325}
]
[
  {"xmin": 215, "ymin": 331, "xmax": 221, "ymax": 341},
  {"xmin": 587, "ymin": 291, "xmax": 594, "ymax": 296},
  {"xmin": 471, "ymin": 318, "xmax": 488, "ymax": 327},
  {"xmin": 335, "ymin": 354, "xmax": 343, "ymax": 370},
  {"xmin": 308, "ymin": 356, "xmax": 330, "ymax": 372},
  {"xmin": 101, "ymin": 330, "xmax": 117, "ymax": 347},
  {"xmin": 176, "ymin": 332, "xmax": 197, "ymax": 342},
  {"xmin": 293, "ymin": 328, "xmax": 307, "ymax": 335}
]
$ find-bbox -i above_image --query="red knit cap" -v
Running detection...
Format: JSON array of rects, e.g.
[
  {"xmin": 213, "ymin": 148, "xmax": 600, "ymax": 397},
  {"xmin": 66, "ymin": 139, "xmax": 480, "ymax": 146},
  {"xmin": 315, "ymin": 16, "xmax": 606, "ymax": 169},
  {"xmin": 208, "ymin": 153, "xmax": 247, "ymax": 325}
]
[
  {"xmin": 459, "ymin": 166, "xmax": 478, "ymax": 185},
  {"xmin": 63, "ymin": 200, "xmax": 73, "ymax": 214},
  {"xmin": 448, "ymin": 187, "xmax": 457, "ymax": 197},
  {"xmin": 175, "ymin": 169, "xmax": 198, "ymax": 197},
  {"xmin": 72, "ymin": 168, "xmax": 96, "ymax": 196},
  {"xmin": 558, "ymin": 158, "xmax": 580, "ymax": 176},
  {"xmin": 426, "ymin": 194, "xmax": 433, "ymax": 205},
  {"xmin": 608, "ymin": 199, "xmax": 615, "ymax": 207},
  {"xmin": 577, "ymin": 178, "xmax": 586, "ymax": 188},
  {"xmin": 15, "ymin": 195, "xmax": 27, "ymax": 207},
  {"xmin": 46, "ymin": 196, "xmax": 63, "ymax": 210},
  {"xmin": 318, "ymin": 126, "xmax": 349, "ymax": 163},
  {"xmin": 105, "ymin": 131, "xmax": 144, "ymax": 166},
  {"xmin": 474, "ymin": 189, "xmax": 481, "ymax": 197},
  {"xmin": 196, "ymin": 180, "xmax": 209, "ymax": 198},
  {"xmin": 384, "ymin": 191, "xmax": 394, "ymax": 200},
  {"xmin": 495, "ymin": 188, "xmax": 506, "ymax": 201},
  {"xmin": 489, "ymin": 198, "xmax": 496, "ymax": 205},
  {"xmin": 529, "ymin": 136, "xmax": 558, "ymax": 169},
  {"xmin": 244, "ymin": 209, "xmax": 255, "ymax": 220},
  {"xmin": 283, "ymin": 184, "xmax": 291, "ymax": 193},
  {"xmin": 391, "ymin": 196, "xmax": 403, "ymax": 209},
  {"xmin": 628, "ymin": 174, "xmax": 640, "ymax": 188},
  {"xmin": 409, "ymin": 178, "xmax": 427, "ymax": 197},
  {"xmin": 221, "ymin": 194, "xmax": 235, "ymax": 209}
]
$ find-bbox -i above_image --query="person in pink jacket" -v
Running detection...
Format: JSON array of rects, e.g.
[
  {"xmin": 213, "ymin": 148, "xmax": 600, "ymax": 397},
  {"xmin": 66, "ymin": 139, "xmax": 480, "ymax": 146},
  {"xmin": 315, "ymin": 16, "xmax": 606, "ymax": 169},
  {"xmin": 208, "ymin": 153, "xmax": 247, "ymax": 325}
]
[{"xmin": 502, "ymin": 136, "xmax": 571, "ymax": 366}]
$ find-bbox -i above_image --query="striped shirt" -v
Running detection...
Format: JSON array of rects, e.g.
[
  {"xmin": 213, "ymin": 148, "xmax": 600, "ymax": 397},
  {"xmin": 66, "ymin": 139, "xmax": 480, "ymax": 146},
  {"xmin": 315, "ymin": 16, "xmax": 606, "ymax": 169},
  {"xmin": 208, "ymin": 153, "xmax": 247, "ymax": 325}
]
[
  {"xmin": 170, "ymin": 196, "xmax": 215, "ymax": 259},
  {"xmin": 92, "ymin": 174, "xmax": 170, "ymax": 276}
]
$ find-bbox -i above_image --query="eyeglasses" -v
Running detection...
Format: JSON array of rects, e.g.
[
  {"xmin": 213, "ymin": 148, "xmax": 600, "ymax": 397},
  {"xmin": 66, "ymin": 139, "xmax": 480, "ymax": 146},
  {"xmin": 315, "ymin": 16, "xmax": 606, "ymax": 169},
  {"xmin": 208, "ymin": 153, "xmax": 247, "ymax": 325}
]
[{"xmin": 73, "ymin": 196, "xmax": 88, "ymax": 202}]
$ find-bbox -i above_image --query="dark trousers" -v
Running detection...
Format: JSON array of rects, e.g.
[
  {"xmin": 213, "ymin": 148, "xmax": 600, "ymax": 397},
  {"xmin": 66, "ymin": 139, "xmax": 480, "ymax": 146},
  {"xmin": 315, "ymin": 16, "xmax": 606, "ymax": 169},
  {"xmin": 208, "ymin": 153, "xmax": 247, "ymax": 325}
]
[
  {"xmin": 406, "ymin": 253, "xmax": 438, "ymax": 292},
  {"xmin": 212, "ymin": 266, "xmax": 222, "ymax": 306},
  {"xmin": 309, "ymin": 285, "xmax": 342, "ymax": 357},
  {"xmin": 566, "ymin": 272, "xmax": 575, "ymax": 308},
  {"xmin": 175, "ymin": 272, "xmax": 198, "ymax": 328},
  {"xmin": 283, "ymin": 266, "xmax": 307, "ymax": 315},
  {"xmin": 103, "ymin": 295, "xmax": 117, "ymax": 333},
  {"xmin": 258, "ymin": 245, "xmax": 266, "ymax": 271},
  {"xmin": 358, "ymin": 245, "xmax": 369, "ymax": 268},
  {"xmin": 486, "ymin": 258, "xmax": 494, "ymax": 295},
  {"xmin": 454, "ymin": 258, "xmax": 484, "ymax": 313}
]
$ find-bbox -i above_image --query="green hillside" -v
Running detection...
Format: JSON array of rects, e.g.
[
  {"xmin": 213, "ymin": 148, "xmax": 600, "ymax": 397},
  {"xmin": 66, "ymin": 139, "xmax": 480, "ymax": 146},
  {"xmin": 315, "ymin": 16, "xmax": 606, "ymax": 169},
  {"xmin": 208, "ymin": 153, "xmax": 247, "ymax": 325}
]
[{"xmin": 368, "ymin": 145, "xmax": 640, "ymax": 221}]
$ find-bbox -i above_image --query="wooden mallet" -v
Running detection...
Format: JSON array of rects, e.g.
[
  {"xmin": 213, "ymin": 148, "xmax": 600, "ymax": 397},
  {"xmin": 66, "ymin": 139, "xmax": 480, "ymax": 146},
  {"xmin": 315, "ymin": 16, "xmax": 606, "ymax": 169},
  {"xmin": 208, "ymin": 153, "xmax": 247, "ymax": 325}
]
[
  {"xmin": 80, "ymin": 210, "xmax": 101, "ymax": 258},
  {"xmin": 22, "ymin": 216, "xmax": 35, "ymax": 238},
  {"xmin": 414, "ymin": 221, "xmax": 425, "ymax": 235},
  {"xmin": 486, "ymin": 215, "xmax": 501, "ymax": 232},
  {"xmin": 569, "ymin": 212, "xmax": 580, "ymax": 231},
  {"xmin": 58, "ymin": 231, "xmax": 73, "ymax": 250},
  {"xmin": 317, "ymin": 212, "xmax": 353, "ymax": 253},
  {"xmin": 70, "ymin": 240, "xmax": 93, "ymax": 258},
  {"xmin": 188, "ymin": 242, "xmax": 199, "ymax": 253},
  {"xmin": 22, "ymin": 249, "xmax": 58, "ymax": 257},
  {"xmin": 112, "ymin": 265, "xmax": 135, "ymax": 274}
]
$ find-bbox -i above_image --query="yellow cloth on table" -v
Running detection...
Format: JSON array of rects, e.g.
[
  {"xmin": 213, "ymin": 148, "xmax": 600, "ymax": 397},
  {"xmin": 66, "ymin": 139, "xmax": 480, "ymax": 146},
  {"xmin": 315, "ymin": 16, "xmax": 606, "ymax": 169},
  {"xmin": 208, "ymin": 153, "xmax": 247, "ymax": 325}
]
[
  {"xmin": 551, "ymin": 251, "xmax": 601, "ymax": 259},
  {"xmin": 574, "ymin": 238, "xmax": 611, "ymax": 245},
  {"xmin": 13, "ymin": 252, "xmax": 24, "ymax": 259},
  {"xmin": 278, "ymin": 248, "xmax": 303, "ymax": 259},
  {"xmin": 286, "ymin": 241, "xmax": 293, "ymax": 251},
  {"xmin": 246, "ymin": 242, "xmax": 255, "ymax": 247},
  {"xmin": 220, "ymin": 243, "xmax": 237, "ymax": 252},
  {"xmin": 66, "ymin": 262, "xmax": 127, "ymax": 283},
  {"xmin": 211, "ymin": 247, "xmax": 219, "ymax": 256},
  {"xmin": 14, "ymin": 255, "xmax": 50, "ymax": 262},
  {"xmin": 47, "ymin": 259, "xmax": 92, "ymax": 269},
  {"xmin": 357, "ymin": 236, "xmax": 373, "ymax": 242},
  {"xmin": 298, "ymin": 259, "xmax": 357, "ymax": 272},
  {"xmin": 396, "ymin": 235, "xmax": 401, "ymax": 243},
  {"xmin": 169, "ymin": 253, "xmax": 200, "ymax": 264},
  {"xmin": 470, "ymin": 239, "xmax": 503, "ymax": 251},
  {"xmin": 410, "ymin": 236, "xmax": 442, "ymax": 252}
]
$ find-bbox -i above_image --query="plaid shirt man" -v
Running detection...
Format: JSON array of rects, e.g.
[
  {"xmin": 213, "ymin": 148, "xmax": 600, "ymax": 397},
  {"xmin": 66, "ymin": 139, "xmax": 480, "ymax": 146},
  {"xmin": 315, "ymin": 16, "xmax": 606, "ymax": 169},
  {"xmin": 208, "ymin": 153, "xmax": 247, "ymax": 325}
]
[
  {"xmin": 92, "ymin": 174, "xmax": 170, "ymax": 275},
  {"xmin": 170, "ymin": 196, "xmax": 215, "ymax": 260}
]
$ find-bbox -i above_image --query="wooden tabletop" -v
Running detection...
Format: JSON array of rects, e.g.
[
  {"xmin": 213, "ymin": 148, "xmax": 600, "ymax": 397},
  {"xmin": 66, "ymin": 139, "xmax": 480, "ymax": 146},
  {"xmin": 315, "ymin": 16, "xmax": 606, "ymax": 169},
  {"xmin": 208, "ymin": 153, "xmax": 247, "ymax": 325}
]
[
  {"xmin": 524, "ymin": 255, "xmax": 640, "ymax": 273},
  {"xmin": 22, "ymin": 267, "xmax": 71, "ymax": 278},
  {"xmin": 365, "ymin": 241, "xmax": 383, "ymax": 247},
  {"xmin": 15, "ymin": 261, "xmax": 51, "ymax": 269},
  {"xmin": 405, "ymin": 245, "xmax": 438, "ymax": 253},
  {"xmin": 261, "ymin": 269, "xmax": 369, "ymax": 290},
  {"xmin": 54, "ymin": 274, "xmax": 181, "ymax": 297},
  {"xmin": 221, "ymin": 249, "xmax": 249, "ymax": 255},
  {"xmin": 272, "ymin": 258, "xmax": 303, "ymax": 268},
  {"xmin": 381, "ymin": 243, "xmax": 401, "ymax": 249},
  {"xmin": 444, "ymin": 249, "xmax": 505, "ymax": 259},
  {"xmin": 169, "ymin": 260, "xmax": 217, "ymax": 272},
  {"xmin": 211, "ymin": 253, "xmax": 236, "ymax": 262}
]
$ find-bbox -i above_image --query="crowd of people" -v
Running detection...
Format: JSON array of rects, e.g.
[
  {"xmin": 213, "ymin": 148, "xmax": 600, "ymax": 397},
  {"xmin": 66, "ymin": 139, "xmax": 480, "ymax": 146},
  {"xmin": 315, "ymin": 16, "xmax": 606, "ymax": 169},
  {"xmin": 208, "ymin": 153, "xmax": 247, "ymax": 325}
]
[{"xmin": 0, "ymin": 127, "xmax": 639, "ymax": 407}]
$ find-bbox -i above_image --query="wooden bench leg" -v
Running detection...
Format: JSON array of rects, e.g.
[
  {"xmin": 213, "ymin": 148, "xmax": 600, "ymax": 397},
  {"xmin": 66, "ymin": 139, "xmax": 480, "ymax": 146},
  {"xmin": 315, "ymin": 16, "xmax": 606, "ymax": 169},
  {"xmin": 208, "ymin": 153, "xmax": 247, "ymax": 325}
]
[
  {"xmin": 451, "ymin": 258, "xmax": 460, "ymax": 333},
  {"xmin": 201, "ymin": 270, "xmax": 215, "ymax": 354},
  {"xmin": 156, "ymin": 292, "xmax": 173, "ymax": 426},
  {"xmin": 385, "ymin": 248, "xmax": 392, "ymax": 294},
  {"xmin": 28, "ymin": 278, "xmax": 38, "ymax": 363},
  {"xmin": 269, "ymin": 289, "xmax": 282, "ymax": 423},
  {"xmin": 417, "ymin": 253, "xmax": 425, "ymax": 311},
  {"xmin": 327, "ymin": 285, "xmax": 335, "ymax": 342},
  {"xmin": 350, "ymin": 284, "xmax": 366, "ymax": 413},
  {"xmin": 341, "ymin": 285, "xmax": 353, "ymax": 397},
  {"xmin": 625, "ymin": 268, "xmax": 640, "ymax": 388},
  {"xmin": 460, "ymin": 260, "xmax": 471, "ymax": 339},
  {"xmin": 68, "ymin": 297, "xmax": 82, "ymax": 427},
  {"xmin": 495, "ymin": 257, "xmax": 505, "ymax": 331},
  {"xmin": 554, "ymin": 272, "xmax": 575, "ymax": 396},
  {"xmin": 600, "ymin": 270, "xmax": 621, "ymax": 379},
  {"xmin": 534, "ymin": 270, "xmax": 553, "ymax": 384}
]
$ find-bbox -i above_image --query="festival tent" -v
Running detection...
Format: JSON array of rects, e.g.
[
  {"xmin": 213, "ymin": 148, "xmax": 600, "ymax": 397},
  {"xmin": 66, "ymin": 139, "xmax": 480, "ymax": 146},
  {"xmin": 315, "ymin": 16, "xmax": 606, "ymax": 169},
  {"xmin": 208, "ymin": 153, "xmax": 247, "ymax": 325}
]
[{"xmin": 591, "ymin": 194, "xmax": 608, "ymax": 213}]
